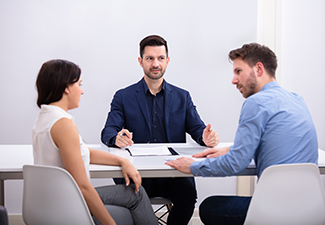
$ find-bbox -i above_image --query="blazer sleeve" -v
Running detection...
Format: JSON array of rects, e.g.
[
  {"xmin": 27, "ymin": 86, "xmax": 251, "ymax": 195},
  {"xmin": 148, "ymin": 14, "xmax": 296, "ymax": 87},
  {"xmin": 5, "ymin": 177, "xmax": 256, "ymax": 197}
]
[
  {"xmin": 166, "ymin": 86, "xmax": 206, "ymax": 145},
  {"xmin": 184, "ymin": 91, "xmax": 206, "ymax": 145},
  {"xmin": 101, "ymin": 90, "xmax": 125, "ymax": 147}
]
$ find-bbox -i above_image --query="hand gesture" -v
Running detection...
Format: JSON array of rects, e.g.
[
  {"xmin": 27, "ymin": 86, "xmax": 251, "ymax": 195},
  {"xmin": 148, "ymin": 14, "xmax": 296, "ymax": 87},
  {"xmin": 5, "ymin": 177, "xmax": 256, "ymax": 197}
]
[{"xmin": 202, "ymin": 124, "xmax": 220, "ymax": 147}]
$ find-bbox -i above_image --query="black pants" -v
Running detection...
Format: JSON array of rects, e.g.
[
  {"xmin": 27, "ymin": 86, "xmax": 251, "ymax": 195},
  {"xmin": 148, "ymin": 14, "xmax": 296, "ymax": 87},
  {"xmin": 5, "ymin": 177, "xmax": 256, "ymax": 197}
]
[
  {"xmin": 114, "ymin": 177, "xmax": 197, "ymax": 225},
  {"xmin": 199, "ymin": 196, "xmax": 252, "ymax": 225}
]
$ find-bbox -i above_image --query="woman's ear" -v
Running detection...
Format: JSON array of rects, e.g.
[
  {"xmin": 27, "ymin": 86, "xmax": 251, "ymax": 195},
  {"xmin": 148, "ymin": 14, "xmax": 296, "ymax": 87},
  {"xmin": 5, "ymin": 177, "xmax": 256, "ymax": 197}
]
[{"xmin": 64, "ymin": 87, "xmax": 70, "ymax": 94}]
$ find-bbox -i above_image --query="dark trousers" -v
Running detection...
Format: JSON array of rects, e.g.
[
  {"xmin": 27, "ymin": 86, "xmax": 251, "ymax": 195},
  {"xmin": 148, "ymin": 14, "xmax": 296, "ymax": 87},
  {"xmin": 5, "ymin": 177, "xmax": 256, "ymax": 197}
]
[
  {"xmin": 0, "ymin": 206, "xmax": 8, "ymax": 225},
  {"xmin": 199, "ymin": 196, "xmax": 252, "ymax": 225},
  {"xmin": 115, "ymin": 177, "xmax": 197, "ymax": 225}
]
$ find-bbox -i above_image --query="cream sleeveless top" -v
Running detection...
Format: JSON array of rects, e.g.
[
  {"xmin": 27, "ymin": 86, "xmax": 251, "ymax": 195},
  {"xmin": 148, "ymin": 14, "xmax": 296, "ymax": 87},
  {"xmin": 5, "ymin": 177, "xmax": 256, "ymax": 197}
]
[{"xmin": 32, "ymin": 104, "xmax": 90, "ymax": 179}]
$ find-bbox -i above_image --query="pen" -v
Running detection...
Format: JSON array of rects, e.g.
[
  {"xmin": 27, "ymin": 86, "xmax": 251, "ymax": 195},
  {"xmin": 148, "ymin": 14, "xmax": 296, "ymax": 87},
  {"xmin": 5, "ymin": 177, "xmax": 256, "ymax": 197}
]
[
  {"xmin": 120, "ymin": 132, "xmax": 133, "ymax": 137},
  {"xmin": 125, "ymin": 148, "xmax": 132, "ymax": 156}
]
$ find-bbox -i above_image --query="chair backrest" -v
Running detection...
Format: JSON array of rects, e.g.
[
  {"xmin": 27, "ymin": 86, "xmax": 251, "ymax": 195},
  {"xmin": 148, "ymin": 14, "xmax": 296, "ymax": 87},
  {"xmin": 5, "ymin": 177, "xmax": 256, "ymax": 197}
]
[
  {"xmin": 22, "ymin": 164, "xmax": 95, "ymax": 225},
  {"xmin": 244, "ymin": 163, "xmax": 325, "ymax": 225}
]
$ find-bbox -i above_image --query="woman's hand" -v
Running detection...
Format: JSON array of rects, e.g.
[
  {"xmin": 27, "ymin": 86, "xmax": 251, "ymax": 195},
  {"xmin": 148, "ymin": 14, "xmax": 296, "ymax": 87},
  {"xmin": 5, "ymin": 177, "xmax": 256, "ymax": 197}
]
[{"xmin": 120, "ymin": 158, "xmax": 141, "ymax": 193}]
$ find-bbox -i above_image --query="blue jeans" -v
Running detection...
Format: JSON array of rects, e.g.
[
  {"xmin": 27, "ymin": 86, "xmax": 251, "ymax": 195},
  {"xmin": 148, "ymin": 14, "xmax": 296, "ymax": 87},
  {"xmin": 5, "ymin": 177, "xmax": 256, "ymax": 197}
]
[{"xmin": 199, "ymin": 196, "xmax": 251, "ymax": 225}]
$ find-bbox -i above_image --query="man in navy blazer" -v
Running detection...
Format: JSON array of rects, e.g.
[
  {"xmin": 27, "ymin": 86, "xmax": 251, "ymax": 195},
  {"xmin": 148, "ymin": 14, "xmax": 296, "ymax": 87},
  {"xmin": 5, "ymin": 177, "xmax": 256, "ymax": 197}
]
[{"xmin": 101, "ymin": 35, "xmax": 219, "ymax": 225}]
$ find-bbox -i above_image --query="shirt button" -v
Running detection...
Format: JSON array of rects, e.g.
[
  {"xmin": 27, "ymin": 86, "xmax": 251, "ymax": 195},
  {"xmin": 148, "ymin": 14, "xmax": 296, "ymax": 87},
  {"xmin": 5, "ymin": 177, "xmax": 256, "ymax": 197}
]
[{"xmin": 154, "ymin": 139, "xmax": 157, "ymax": 142}]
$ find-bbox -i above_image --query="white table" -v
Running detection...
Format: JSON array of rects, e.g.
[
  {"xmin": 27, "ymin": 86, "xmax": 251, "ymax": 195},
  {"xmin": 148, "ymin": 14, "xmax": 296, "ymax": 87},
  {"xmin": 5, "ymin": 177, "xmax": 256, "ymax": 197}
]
[{"xmin": 1, "ymin": 143, "xmax": 325, "ymax": 206}]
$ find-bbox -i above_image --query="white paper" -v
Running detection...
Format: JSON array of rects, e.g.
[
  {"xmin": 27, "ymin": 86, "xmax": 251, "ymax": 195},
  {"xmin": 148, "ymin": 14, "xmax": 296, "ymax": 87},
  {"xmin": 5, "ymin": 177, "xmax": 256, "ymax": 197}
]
[{"xmin": 126, "ymin": 146, "xmax": 172, "ymax": 156}]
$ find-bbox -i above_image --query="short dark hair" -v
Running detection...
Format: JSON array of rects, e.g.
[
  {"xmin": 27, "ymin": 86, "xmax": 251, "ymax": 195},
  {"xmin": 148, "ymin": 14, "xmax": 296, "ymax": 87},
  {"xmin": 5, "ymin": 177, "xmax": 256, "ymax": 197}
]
[
  {"xmin": 36, "ymin": 59, "xmax": 81, "ymax": 108},
  {"xmin": 139, "ymin": 35, "xmax": 168, "ymax": 58},
  {"xmin": 228, "ymin": 43, "xmax": 277, "ymax": 78}
]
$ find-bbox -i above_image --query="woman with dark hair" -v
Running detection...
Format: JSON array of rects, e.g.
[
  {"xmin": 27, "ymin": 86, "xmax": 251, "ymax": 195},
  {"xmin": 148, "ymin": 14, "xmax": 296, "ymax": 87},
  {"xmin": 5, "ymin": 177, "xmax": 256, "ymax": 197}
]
[{"xmin": 33, "ymin": 59, "xmax": 158, "ymax": 225}]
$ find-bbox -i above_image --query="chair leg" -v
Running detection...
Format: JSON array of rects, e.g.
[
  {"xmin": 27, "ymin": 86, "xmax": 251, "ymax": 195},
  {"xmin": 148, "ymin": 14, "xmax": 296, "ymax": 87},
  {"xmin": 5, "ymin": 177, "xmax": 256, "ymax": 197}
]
[
  {"xmin": 166, "ymin": 203, "xmax": 173, "ymax": 211},
  {"xmin": 154, "ymin": 204, "xmax": 173, "ymax": 225}
]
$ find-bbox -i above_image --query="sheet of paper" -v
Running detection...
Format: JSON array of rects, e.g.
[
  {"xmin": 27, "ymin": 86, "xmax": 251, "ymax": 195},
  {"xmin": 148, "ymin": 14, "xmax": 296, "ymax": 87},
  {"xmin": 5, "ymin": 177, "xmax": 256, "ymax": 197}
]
[
  {"xmin": 126, "ymin": 146, "xmax": 172, "ymax": 156},
  {"xmin": 164, "ymin": 155, "xmax": 206, "ymax": 161}
]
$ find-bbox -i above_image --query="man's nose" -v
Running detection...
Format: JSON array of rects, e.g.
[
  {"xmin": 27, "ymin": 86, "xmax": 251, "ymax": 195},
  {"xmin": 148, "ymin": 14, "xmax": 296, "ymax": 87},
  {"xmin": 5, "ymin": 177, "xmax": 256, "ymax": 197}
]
[
  {"xmin": 231, "ymin": 75, "xmax": 238, "ymax": 85},
  {"xmin": 152, "ymin": 59, "xmax": 159, "ymax": 67}
]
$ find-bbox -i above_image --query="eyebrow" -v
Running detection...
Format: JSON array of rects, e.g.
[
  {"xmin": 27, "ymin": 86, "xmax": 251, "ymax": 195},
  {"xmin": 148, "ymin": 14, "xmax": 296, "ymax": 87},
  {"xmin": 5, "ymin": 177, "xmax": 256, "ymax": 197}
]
[
  {"xmin": 234, "ymin": 68, "xmax": 240, "ymax": 73},
  {"xmin": 145, "ymin": 55, "xmax": 166, "ymax": 58}
]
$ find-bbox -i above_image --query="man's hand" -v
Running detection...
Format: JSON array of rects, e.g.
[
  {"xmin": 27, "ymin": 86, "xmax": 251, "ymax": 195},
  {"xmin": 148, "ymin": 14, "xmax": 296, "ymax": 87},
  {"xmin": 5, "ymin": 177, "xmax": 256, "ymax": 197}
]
[
  {"xmin": 165, "ymin": 157, "xmax": 195, "ymax": 174},
  {"xmin": 115, "ymin": 129, "xmax": 134, "ymax": 148},
  {"xmin": 202, "ymin": 124, "xmax": 219, "ymax": 147},
  {"xmin": 193, "ymin": 146, "xmax": 230, "ymax": 158}
]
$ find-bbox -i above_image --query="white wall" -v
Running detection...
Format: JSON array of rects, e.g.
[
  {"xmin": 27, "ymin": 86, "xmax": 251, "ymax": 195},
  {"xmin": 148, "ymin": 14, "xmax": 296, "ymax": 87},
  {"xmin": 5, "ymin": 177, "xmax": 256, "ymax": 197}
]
[
  {"xmin": 1, "ymin": 0, "xmax": 257, "ymax": 213},
  {"xmin": 0, "ymin": 0, "xmax": 257, "ymax": 145}
]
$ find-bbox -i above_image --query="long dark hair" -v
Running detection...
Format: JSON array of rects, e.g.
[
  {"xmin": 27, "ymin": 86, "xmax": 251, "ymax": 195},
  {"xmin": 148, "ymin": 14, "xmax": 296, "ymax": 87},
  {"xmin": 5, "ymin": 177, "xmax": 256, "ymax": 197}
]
[{"xmin": 36, "ymin": 59, "xmax": 81, "ymax": 108}]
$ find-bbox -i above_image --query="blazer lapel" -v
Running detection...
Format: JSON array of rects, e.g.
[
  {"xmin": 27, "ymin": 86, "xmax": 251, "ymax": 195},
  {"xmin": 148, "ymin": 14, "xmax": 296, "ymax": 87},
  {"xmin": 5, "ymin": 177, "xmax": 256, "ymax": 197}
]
[
  {"xmin": 135, "ymin": 79, "xmax": 151, "ymax": 134},
  {"xmin": 164, "ymin": 82, "xmax": 173, "ymax": 142}
]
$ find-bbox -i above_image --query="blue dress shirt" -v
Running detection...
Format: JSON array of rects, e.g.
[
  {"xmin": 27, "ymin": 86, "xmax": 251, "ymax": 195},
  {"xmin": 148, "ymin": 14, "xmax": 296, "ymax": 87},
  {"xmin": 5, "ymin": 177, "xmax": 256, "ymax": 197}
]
[{"xmin": 190, "ymin": 81, "xmax": 318, "ymax": 178}]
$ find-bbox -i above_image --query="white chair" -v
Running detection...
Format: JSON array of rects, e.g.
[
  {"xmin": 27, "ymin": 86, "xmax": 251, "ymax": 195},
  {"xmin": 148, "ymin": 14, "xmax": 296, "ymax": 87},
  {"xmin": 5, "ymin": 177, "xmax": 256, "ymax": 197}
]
[
  {"xmin": 150, "ymin": 197, "xmax": 173, "ymax": 225},
  {"xmin": 244, "ymin": 163, "xmax": 325, "ymax": 225},
  {"xmin": 23, "ymin": 164, "xmax": 95, "ymax": 225}
]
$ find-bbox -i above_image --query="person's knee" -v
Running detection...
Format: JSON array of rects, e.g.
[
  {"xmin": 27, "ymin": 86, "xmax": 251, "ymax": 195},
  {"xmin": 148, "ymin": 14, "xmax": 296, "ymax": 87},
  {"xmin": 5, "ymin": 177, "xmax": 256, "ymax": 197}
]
[
  {"xmin": 199, "ymin": 197, "xmax": 222, "ymax": 225},
  {"xmin": 136, "ymin": 185, "xmax": 146, "ymax": 198},
  {"xmin": 170, "ymin": 179, "xmax": 197, "ymax": 205},
  {"xmin": 199, "ymin": 196, "xmax": 213, "ymax": 216},
  {"xmin": 129, "ymin": 185, "xmax": 150, "ymax": 203}
]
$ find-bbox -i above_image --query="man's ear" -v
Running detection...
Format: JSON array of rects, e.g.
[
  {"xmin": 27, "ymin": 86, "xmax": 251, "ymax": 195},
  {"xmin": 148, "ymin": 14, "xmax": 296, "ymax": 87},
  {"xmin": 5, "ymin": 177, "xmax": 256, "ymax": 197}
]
[
  {"xmin": 138, "ymin": 57, "xmax": 143, "ymax": 68},
  {"xmin": 255, "ymin": 62, "xmax": 264, "ymax": 77}
]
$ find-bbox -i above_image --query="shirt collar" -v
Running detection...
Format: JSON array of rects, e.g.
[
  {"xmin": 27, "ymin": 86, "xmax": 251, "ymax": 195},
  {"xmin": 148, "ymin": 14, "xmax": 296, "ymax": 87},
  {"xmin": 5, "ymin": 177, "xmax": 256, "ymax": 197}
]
[
  {"xmin": 260, "ymin": 81, "xmax": 280, "ymax": 92},
  {"xmin": 142, "ymin": 78, "xmax": 166, "ymax": 95}
]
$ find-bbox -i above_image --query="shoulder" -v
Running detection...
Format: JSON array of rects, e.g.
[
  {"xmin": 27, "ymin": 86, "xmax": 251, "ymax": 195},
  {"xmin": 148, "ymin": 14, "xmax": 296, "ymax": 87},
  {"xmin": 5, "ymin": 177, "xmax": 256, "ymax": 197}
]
[
  {"xmin": 115, "ymin": 79, "xmax": 143, "ymax": 95},
  {"xmin": 240, "ymin": 94, "xmax": 269, "ymax": 120},
  {"xmin": 51, "ymin": 117, "xmax": 79, "ymax": 147},
  {"xmin": 51, "ymin": 117, "xmax": 78, "ymax": 135},
  {"xmin": 165, "ymin": 81, "xmax": 190, "ymax": 96}
]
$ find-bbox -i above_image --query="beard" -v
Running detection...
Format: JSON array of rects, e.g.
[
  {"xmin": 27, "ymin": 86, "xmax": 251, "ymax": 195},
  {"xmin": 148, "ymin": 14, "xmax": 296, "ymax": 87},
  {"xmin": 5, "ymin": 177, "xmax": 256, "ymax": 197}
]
[
  {"xmin": 239, "ymin": 70, "xmax": 257, "ymax": 98},
  {"xmin": 144, "ymin": 67, "xmax": 166, "ymax": 80}
]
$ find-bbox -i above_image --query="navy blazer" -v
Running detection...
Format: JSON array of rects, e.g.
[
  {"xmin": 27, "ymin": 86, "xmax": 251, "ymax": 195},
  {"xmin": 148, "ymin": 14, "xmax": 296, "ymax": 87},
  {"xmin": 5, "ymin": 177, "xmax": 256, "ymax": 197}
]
[{"xmin": 101, "ymin": 78, "xmax": 206, "ymax": 147}]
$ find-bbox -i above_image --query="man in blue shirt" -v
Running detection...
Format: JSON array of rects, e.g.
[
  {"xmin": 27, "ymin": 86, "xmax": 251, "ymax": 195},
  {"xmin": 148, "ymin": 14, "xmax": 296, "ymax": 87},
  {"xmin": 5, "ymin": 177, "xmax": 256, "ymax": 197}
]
[
  {"xmin": 101, "ymin": 35, "xmax": 220, "ymax": 225},
  {"xmin": 166, "ymin": 43, "xmax": 318, "ymax": 225}
]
